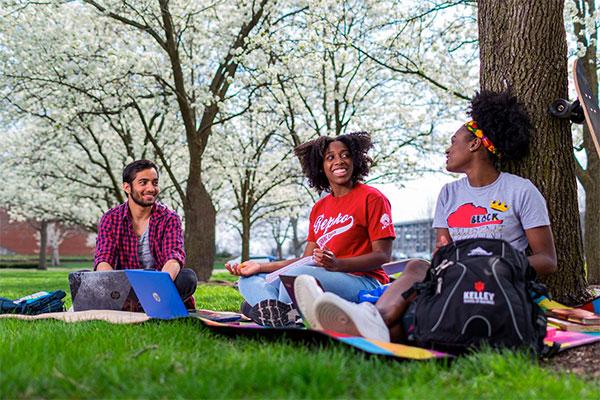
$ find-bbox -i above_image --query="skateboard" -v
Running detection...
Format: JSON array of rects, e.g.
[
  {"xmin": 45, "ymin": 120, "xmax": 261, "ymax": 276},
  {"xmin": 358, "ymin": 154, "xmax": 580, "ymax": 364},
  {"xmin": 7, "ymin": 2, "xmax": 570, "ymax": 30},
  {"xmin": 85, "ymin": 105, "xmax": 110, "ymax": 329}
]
[{"xmin": 550, "ymin": 58, "xmax": 600, "ymax": 158}]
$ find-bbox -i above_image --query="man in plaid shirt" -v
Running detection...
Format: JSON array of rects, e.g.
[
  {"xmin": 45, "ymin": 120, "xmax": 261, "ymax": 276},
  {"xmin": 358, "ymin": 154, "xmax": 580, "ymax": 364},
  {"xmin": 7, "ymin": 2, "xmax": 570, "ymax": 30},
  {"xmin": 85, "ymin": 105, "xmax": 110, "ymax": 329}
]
[{"xmin": 94, "ymin": 160, "xmax": 197, "ymax": 309}]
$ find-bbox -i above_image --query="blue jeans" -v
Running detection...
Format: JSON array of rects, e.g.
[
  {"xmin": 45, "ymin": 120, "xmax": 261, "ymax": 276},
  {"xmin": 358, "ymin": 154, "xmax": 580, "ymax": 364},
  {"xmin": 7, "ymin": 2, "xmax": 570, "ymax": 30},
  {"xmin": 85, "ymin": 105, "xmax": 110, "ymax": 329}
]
[{"xmin": 238, "ymin": 265, "xmax": 382, "ymax": 306}]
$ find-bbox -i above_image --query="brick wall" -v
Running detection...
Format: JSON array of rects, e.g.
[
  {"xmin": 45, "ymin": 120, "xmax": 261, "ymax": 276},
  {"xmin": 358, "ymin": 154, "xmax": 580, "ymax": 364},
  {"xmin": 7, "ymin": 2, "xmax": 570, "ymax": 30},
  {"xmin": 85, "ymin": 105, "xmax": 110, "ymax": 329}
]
[{"xmin": 0, "ymin": 209, "xmax": 95, "ymax": 256}]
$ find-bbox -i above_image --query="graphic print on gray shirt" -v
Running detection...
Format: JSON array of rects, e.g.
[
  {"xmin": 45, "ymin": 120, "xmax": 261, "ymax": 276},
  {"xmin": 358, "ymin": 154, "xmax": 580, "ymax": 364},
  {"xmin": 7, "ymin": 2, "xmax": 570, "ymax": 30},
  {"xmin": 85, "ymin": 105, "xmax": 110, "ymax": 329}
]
[{"xmin": 432, "ymin": 172, "xmax": 550, "ymax": 252}]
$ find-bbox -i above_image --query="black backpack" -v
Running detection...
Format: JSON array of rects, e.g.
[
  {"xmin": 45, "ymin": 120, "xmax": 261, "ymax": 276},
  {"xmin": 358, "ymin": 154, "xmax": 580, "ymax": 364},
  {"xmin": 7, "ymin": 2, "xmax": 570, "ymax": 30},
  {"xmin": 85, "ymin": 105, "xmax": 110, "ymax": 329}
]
[{"xmin": 404, "ymin": 238, "xmax": 550, "ymax": 356}]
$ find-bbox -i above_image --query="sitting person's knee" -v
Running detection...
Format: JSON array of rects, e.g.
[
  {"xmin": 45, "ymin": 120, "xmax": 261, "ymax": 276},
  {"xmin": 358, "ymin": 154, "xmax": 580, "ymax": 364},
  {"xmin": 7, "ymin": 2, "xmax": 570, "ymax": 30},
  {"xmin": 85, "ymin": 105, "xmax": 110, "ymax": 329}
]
[
  {"xmin": 404, "ymin": 260, "xmax": 429, "ymax": 278},
  {"xmin": 174, "ymin": 268, "xmax": 198, "ymax": 299}
]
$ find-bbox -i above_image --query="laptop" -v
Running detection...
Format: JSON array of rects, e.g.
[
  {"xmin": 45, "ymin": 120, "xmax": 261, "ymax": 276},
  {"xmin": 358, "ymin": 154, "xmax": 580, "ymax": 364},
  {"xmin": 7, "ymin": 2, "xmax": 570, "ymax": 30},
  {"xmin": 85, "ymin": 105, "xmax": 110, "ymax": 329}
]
[
  {"xmin": 68, "ymin": 270, "xmax": 188, "ymax": 319},
  {"xmin": 123, "ymin": 270, "xmax": 189, "ymax": 319},
  {"xmin": 69, "ymin": 270, "xmax": 132, "ymax": 311}
]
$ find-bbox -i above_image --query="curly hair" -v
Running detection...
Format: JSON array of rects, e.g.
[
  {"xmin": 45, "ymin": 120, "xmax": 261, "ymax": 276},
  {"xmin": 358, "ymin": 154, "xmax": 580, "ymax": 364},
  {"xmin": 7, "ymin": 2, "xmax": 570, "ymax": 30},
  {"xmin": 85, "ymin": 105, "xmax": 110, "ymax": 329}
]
[
  {"xmin": 294, "ymin": 132, "xmax": 373, "ymax": 192},
  {"xmin": 468, "ymin": 90, "xmax": 532, "ymax": 163}
]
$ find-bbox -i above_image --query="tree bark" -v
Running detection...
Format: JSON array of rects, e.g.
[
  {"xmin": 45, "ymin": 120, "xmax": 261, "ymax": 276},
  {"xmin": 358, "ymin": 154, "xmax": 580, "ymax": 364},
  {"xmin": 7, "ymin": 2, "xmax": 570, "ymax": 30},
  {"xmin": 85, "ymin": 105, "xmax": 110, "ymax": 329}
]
[
  {"xmin": 478, "ymin": 0, "xmax": 590, "ymax": 303},
  {"xmin": 241, "ymin": 212, "xmax": 251, "ymax": 263},
  {"xmin": 573, "ymin": 0, "xmax": 600, "ymax": 285},
  {"xmin": 38, "ymin": 220, "xmax": 48, "ymax": 270},
  {"xmin": 290, "ymin": 217, "xmax": 304, "ymax": 258},
  {"xmin": 51, "ymin": 245, "xmax": 60, "ymax": 267},
  {"xmin": 184, "ymin": 164, "xmax": 215, "ymax": 282}
]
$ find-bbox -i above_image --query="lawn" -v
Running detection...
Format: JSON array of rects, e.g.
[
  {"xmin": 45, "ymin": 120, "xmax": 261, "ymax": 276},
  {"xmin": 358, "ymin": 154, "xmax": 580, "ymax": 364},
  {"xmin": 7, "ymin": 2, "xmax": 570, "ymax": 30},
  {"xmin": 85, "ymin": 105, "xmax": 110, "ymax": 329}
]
[{"xmin": 0, "ymin": 269, "xmax": 597, "ymax": 399}]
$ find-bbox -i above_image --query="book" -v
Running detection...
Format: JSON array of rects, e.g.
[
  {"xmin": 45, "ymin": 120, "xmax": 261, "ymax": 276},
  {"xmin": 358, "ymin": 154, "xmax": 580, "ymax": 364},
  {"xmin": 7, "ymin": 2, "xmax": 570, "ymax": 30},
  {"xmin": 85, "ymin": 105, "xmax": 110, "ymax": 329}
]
[
  {"xmin": 265, "ymin": 256, "xmax": 317, "ymax": 286},
  {"xmin": 189, "ymin": 309, "xmax": 250, "ymax": 323},
  {"xmin": 546, "ymin": 308, "xmax": 600, "ymax": 325},
  {"xmin": 547, "ymin": 317, "xmax": 600, "ymax": 332},
  {"xmin": 382, "ymin": 258, "xmax": 429, "ymax": 275}
]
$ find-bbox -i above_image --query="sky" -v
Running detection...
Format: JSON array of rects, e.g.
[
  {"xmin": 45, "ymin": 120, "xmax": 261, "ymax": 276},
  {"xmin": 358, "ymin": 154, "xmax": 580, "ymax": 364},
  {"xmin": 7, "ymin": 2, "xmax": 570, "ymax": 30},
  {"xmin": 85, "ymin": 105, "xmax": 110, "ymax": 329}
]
[{"xmin": 373, "ymin": 171, "xmax": 455, "ymax": 223}]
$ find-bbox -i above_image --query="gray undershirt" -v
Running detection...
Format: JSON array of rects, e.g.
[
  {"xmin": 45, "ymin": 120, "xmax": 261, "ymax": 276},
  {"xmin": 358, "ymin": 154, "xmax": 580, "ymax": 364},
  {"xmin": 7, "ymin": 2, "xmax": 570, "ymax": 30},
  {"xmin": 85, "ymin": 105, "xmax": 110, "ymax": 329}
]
[{"xmin": 137, "ymin": 226, "xmax": 155, "ymax": 270}]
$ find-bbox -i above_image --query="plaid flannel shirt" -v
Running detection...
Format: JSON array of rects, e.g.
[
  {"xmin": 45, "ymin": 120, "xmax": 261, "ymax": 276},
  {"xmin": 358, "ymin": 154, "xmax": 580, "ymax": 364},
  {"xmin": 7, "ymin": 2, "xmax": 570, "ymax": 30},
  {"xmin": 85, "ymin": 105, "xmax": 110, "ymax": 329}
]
[{"xmin": 94, "ymin": 202, "xmax": 185, "ymax": 270}]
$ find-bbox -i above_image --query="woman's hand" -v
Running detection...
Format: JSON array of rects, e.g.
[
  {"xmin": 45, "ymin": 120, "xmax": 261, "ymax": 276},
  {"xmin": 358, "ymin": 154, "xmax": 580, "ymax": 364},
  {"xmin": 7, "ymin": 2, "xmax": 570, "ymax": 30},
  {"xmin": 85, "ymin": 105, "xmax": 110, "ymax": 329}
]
[
  {"xmin": 433, "ymin": 230, "xmax": 450, "ymax": 256},
  {"xmin": 225, "ymin": 260, "xmax": 261, "ymax": 276},
  {"xmin": 313, "ymin": 245, "xmax": 342, "ymax": 271}
]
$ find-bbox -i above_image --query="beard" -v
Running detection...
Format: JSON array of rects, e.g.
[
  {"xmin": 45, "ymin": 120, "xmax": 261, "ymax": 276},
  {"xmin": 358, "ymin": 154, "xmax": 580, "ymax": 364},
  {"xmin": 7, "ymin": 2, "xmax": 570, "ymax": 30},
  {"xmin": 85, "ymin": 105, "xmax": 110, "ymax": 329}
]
[{"xmin": 130, "ymin": 190, "xmax": 158, "ymax": 207}]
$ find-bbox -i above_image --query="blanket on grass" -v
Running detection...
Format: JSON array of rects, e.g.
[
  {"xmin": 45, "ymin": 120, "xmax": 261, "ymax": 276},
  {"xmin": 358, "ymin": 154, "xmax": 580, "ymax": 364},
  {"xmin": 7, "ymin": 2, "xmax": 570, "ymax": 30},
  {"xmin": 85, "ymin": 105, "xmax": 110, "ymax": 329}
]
[{"xmin": 2, "ymin": 298, "xmax": 599, "ymax": 361}]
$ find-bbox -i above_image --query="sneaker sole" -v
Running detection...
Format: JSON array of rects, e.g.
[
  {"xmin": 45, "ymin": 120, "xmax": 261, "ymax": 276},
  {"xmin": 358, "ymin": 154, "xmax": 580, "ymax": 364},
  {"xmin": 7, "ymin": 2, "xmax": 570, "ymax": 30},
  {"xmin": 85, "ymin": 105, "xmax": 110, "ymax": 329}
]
[
  {"xmin": 294, "ymin": 275, "xmax": 323, "ymax": 330},
  {"xmin": 249, "ymin": 299, "xmax": 294, "ymax": 327},
  {"xmin": 315, "ymin": 294, "xmax": 362, "ymax": 337}
]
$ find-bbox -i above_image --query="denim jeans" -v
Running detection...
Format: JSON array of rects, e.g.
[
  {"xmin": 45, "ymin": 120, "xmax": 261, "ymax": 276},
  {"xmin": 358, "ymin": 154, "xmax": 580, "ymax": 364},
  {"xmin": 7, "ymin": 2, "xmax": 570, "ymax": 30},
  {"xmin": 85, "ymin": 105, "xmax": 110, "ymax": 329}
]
[{"xmin": 238, "ymin": 265, "xmax": 382, "ymax": 306}]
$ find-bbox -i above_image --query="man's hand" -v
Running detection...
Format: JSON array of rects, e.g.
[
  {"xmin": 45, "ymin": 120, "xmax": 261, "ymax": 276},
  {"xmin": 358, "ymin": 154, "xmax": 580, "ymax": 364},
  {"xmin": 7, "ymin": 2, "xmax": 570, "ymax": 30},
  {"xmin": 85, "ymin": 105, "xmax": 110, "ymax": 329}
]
[
  {"xmin": 225, "ymin": 260, "xmax": 261, "ymax": 276},
  {"xmin": 96, "ymin": 262, "xmax": 114, "ymax": 271},
  {"xmin": 162, "ymin": 259, "xmax": 181, "ymax": 281}
]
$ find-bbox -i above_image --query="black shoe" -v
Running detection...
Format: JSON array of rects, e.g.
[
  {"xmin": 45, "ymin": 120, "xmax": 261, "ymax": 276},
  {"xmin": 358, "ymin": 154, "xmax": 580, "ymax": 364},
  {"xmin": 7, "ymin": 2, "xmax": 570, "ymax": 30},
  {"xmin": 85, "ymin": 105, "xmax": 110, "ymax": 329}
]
[
  {"xmin": 249, "ymin": 299, "xmax": 300, "ymax": 327},
  {"xmin": 240, "ymin": 300, "xmax": 252, "ymax": 318}
]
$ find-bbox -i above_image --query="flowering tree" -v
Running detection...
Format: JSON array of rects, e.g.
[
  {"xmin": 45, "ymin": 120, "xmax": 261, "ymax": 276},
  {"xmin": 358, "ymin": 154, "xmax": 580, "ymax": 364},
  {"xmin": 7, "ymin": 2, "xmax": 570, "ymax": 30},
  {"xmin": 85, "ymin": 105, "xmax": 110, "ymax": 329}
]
[
  {"xmin": 207, "ymin": 105, "xmax": 307, "ymax": 261},
  {"xmin": 263, "ymin": 0, "xmax": 478, "ymax": 181},
  {"xmin": 0, "ymin": 0, "xmax": 285, "ymax": 280}
]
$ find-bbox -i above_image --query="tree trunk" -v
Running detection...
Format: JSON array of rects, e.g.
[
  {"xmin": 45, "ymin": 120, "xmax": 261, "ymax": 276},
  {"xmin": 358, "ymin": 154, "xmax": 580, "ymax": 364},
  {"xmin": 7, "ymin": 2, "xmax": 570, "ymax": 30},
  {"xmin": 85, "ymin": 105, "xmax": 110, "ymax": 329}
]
[
  {"xmin": 48, "ymin": 222, "xmax": 61, "ymax": 267},
  {"xmin": 584, "ymin": 183, "xmax": 600, "ymax": 284},
  {"xmin": 573, "ymin": 0, "xmax": 600, "ymax": 285},
  {"xmin": 38, "ymin": 220, "xmax": 47, "ymax": 270},
  {"xmin": 51, "ymin": 245, "xmax": 60, "ymax": 267},
  {"xmin": 290, "ymin": 217, "xmax": 304, "ymax": 257},
  {"xmin": 478, "ymin": 0, "xmax": 590, "ymax": 303},
  {"xmin": 241, "ymin": 214, "xmax": 251, "ymax": 263},
  {"xmin": 183, "ymin": 162, "xmax": 215, "ymax": 282}
]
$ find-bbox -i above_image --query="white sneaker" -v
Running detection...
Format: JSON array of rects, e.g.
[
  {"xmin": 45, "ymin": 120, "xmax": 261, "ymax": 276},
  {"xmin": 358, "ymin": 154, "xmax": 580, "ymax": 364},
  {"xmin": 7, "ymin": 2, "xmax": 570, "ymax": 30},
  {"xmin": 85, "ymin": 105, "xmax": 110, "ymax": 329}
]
[
  {"xmin": 294, "ymin": 274, "xmax": 324, "ymax": 330},
  {"xmin": 314, "ymin": 292, "xmax": 390, "ymax": 342}
]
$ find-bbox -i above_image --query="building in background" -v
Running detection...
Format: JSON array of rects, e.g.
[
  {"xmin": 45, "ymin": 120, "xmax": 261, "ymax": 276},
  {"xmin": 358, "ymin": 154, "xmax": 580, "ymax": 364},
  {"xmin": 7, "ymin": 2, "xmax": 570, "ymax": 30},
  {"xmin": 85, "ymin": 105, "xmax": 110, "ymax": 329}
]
[
  {"xmin": 0, "ymin": 209, "xmax": 94, "ymax": 256},
  {"xmin": 392, "ymin": 219, "xmax": 435, "ymax": 260}
]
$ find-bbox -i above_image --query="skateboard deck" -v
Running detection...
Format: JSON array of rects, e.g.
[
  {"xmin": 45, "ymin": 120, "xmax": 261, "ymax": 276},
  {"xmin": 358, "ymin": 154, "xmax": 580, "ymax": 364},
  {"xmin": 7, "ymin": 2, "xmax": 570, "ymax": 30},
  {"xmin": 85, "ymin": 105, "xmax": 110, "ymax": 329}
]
[{"xmin": 573, "ymin": 58, "xmax": 600, "ymax": 158}]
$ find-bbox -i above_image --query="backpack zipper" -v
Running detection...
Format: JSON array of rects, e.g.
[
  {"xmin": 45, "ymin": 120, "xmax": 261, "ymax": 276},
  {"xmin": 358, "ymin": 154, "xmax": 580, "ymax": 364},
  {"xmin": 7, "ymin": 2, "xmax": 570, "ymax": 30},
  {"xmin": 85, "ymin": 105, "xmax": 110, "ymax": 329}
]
[
  {"xmin": 431, "ymin": 262, "xmax": 466, "ymax": 332},
  {"xmin": 491, "ymin": 257, "xmax": 524, "ymax": 340}
]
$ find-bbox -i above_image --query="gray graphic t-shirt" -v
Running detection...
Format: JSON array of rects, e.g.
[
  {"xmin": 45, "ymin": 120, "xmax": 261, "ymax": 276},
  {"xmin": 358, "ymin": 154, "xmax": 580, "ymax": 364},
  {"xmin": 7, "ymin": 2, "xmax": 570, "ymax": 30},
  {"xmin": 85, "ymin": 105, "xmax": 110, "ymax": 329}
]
[{"xmin": 432, "ymin": 172, "xmax": 550, "ymax": 251}]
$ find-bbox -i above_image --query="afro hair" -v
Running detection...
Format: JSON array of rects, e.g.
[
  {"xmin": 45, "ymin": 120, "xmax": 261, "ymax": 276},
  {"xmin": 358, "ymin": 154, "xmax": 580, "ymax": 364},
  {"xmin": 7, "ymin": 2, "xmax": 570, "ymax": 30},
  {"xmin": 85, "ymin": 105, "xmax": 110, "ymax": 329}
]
[
  {"xmin": 294, "ymin": 132, "xmax": 373, "ymax": 192},
  {"xmin": 468, "ymin": 90, "xmax": 532, "ymax": 163}
]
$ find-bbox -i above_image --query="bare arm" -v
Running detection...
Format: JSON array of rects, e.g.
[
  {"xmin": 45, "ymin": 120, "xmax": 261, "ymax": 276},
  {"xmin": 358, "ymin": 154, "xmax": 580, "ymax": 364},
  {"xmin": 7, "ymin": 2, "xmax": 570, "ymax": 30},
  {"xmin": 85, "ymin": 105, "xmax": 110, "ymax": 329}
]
[
  {"xmin": 312, "ymin": 238, "xmax": 393, "ymax": 273},
  {"xmin": 162, "ymin": 259, "xmax": 182, "ymax": 281},
  {"xmin": 524, "ymin": 226, "xmax": 557, "ymax": 276},
  {"xmin": 434, "ymin": 228, "xmax": 451, "ymax": 255}
]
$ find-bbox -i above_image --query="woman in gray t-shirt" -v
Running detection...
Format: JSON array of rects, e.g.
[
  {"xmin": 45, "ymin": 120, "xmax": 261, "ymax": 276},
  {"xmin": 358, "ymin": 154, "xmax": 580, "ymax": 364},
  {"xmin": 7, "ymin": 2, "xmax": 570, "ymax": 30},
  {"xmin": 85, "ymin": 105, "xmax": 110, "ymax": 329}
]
[{"xmin": 297, "ymin": 90, "xmax": 557, "ymax": 343}]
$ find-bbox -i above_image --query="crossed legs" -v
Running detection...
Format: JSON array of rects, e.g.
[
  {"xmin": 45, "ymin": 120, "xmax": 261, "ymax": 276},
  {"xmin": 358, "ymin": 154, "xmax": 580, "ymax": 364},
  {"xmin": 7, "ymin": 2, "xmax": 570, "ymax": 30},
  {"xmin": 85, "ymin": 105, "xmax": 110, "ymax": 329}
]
[{"xmin": 374, "ymin": 259, "xmax": 429, "ymax": 341}]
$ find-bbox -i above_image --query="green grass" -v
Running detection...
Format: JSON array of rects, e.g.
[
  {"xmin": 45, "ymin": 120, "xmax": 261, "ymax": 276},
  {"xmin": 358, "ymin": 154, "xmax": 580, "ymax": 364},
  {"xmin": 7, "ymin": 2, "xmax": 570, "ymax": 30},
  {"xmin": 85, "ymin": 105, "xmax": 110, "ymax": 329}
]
[{"xmin": 0, "ymin": 269, "xmax": 597, "ymax": 399}]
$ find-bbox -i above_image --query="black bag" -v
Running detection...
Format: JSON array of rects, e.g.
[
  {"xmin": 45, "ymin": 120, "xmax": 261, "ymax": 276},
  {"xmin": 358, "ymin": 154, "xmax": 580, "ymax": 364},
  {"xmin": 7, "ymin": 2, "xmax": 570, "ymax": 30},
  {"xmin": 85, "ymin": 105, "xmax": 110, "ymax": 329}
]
[
  {"xmin": 404, "ymin": 238, "xmax": 549, "ymax": 356},
  {"xmin": 0, "ymin": 290, "xmax": 66, "ymax": 315}
]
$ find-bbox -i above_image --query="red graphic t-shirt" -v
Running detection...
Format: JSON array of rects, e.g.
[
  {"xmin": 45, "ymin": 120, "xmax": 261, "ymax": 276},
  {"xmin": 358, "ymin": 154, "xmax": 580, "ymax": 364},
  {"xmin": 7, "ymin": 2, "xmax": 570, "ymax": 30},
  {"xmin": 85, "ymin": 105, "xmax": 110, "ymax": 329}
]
[{"xmin": 307, "ymin": 183, "xmax": 396, "ymax": 284}]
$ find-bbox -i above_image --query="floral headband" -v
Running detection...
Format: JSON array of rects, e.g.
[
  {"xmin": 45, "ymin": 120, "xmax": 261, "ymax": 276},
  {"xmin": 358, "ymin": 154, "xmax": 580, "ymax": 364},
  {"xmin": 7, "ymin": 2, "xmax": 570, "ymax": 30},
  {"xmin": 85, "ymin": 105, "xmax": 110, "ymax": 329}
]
[{"xmin": 464, "ymin": 120, "xmax": 501, "ymax": 159}]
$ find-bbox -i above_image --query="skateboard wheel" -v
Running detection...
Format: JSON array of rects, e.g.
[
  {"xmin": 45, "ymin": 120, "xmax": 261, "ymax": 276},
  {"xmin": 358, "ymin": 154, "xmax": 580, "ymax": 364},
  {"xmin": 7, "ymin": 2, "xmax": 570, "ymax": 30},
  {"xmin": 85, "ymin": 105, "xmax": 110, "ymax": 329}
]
[
  {"xmin": 569, "ymin": 99, "xmax": 585, "ymax": 124},
  {"xmin": 550, "ymin": 99, "xmax": 571, "ymax": 118}
]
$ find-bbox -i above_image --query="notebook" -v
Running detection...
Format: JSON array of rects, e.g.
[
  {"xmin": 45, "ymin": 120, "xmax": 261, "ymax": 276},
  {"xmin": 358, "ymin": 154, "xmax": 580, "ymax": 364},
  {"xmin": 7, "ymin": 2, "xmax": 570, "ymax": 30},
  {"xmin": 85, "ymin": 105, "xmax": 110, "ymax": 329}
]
[
  {"xmin": 279, "ymin": 275, "xmax": 324, "ymax": 308},
  {"xmin": 68, "ymin": 270, "xmax": 188, "ymax": 319}
]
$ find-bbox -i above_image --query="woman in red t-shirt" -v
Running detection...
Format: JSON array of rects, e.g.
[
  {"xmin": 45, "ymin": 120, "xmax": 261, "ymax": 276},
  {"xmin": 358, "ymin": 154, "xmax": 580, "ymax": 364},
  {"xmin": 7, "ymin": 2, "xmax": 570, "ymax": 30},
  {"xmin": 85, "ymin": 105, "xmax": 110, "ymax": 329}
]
[{"xmin": 226, "ymin": 132, "xmax": 396, "ymax": 327}]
